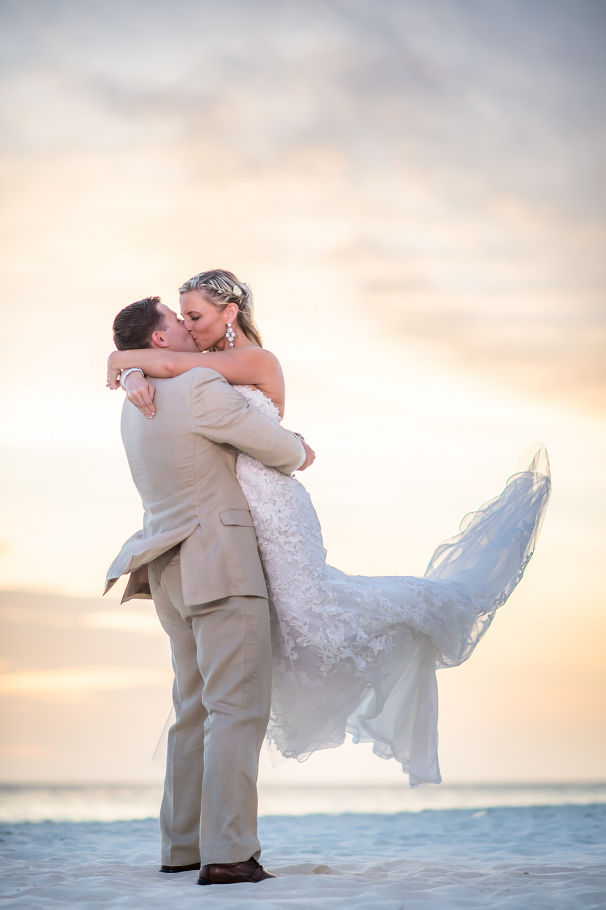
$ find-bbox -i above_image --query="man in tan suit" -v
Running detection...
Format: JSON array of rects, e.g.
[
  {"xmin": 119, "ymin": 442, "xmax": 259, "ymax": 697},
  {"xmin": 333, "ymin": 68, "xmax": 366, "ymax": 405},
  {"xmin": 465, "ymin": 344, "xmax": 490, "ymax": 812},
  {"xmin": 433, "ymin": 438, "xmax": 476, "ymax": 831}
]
[{"xmin": 105, "ymin": 297, "xmax": 312, "ymax": 885}]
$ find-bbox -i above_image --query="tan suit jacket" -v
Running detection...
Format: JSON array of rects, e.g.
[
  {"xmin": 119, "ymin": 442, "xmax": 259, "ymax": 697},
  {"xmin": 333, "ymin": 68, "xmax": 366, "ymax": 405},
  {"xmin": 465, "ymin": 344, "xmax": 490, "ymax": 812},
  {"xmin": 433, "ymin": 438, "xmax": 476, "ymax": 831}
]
[{"xmin": 104, "ymin": 368, "xmax": 304, "ymax": 607}]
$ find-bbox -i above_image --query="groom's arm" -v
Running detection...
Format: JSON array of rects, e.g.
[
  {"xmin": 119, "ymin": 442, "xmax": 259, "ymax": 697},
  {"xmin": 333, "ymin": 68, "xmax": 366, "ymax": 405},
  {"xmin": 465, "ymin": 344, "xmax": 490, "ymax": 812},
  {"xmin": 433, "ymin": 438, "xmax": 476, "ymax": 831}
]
[{"xmin": 189, "ymin": 369, "xmax": 306, "ymax": 474}]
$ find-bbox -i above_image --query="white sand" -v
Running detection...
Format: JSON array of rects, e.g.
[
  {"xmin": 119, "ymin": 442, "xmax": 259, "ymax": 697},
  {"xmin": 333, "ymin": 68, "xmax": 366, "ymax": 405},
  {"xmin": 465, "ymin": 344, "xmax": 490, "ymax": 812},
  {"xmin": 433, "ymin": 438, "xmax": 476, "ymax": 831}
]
[{"xmin": 2, "ymin": 806, "xmax": 605, "ymax": 909}]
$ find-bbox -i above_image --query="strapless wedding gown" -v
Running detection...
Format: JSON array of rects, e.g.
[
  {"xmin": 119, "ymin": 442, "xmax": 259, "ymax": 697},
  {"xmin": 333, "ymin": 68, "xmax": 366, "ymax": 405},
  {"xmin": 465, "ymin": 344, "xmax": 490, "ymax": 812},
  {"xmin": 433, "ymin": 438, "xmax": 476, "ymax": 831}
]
[{"xmin": 234, "ymin": 386, "xmax": 551, "ymax": 786}]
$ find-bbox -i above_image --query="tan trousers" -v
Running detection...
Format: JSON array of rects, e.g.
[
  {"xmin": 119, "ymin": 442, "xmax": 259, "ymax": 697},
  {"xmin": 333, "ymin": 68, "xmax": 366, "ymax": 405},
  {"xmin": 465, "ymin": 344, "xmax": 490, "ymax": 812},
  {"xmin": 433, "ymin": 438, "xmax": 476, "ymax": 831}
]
[{"xmin": 148, "ymin": 547, "xmax": 272, "ymax": 867}]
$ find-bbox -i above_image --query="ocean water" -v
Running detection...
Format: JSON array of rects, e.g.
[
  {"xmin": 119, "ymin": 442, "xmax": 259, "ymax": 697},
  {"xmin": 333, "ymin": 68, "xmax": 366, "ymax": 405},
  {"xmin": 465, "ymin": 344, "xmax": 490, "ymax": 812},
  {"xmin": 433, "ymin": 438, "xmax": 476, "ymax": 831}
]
[{"xmin": 1, "ymin": 781, "xmax": 604, "ymax": 823}]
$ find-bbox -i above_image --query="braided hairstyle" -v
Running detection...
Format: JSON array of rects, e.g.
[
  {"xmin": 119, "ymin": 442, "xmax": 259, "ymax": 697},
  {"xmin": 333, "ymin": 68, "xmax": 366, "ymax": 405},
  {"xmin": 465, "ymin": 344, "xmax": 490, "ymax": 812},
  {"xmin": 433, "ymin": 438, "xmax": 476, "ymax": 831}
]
[{"xmin": 179, "ymin": 269, "xmax": 263, "ymax": 347}]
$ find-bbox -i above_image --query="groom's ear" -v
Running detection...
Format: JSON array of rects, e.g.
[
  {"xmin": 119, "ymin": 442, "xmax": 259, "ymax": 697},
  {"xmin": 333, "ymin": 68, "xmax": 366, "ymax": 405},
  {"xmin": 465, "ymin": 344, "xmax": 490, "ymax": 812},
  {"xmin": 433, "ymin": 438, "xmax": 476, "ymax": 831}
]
[{"xmin": 150, "ymin": 330, "xmax": 169, "ymax": 349}]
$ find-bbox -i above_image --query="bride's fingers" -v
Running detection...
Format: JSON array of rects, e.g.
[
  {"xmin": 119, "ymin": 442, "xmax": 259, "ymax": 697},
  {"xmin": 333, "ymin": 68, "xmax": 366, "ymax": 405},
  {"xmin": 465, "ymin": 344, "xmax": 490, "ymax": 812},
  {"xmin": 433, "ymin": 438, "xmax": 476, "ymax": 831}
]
[
  {"xmin": 298, "ymin": 440, "xmax": 316, "ymax": 470},
  {"xmin": 107, "ymin": 368, "xmax": 121, "ymax": 390},
  {"xmin": 127, "ymin": 381, "xmax": 156, "ymax": 419}
]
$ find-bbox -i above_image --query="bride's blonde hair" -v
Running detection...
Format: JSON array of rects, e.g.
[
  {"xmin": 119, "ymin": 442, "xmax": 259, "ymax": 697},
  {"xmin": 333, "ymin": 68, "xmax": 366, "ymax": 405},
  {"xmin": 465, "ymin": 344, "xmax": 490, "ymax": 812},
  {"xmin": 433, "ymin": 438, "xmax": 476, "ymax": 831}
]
[{"xmin": 179, "ymin": 269, "xmax": 263, "ymax": 348}]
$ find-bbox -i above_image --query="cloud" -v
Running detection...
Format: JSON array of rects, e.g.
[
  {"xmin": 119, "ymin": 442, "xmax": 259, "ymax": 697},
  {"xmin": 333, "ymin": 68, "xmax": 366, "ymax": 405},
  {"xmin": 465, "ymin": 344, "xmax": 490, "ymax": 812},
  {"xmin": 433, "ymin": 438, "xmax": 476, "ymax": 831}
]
[
  {"xmin": 1, "ymin": 2, "xmax": 602, "ymax": 423},
  {"xmin": 1, "ymin": 0, "xmax": 604, "ymax": 218},
  {"xmin": 0, "ymin": 590, "xmax": 167, "ymax": 672},
  {"xmin": 0, "ymin": 665, "xmax": 169, "ymax": 696}
]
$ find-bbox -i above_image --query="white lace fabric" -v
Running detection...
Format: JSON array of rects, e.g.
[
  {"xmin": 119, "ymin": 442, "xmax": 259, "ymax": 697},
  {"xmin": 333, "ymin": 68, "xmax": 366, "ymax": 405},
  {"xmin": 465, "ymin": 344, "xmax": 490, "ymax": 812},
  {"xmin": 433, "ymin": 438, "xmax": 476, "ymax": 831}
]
[{"xmin": 234, "ymin": 386, "xmax": 551, "ymax": 786}]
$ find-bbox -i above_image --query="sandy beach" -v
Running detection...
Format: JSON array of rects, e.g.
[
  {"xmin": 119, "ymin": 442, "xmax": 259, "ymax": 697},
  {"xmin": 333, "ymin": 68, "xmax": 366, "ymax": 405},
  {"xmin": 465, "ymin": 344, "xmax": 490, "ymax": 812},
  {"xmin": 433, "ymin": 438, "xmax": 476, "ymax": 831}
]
[{"xmin": 2, "ymin": 804, "xmax": 605, "ymax": 909}]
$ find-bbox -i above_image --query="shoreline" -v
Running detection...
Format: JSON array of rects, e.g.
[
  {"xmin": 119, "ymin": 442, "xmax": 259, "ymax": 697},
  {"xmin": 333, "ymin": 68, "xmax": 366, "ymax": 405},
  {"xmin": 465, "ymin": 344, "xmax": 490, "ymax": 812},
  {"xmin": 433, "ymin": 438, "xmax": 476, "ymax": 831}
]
[{"xmin": 1, "ymin": 780, "xmax": 605, "ymax": 825}]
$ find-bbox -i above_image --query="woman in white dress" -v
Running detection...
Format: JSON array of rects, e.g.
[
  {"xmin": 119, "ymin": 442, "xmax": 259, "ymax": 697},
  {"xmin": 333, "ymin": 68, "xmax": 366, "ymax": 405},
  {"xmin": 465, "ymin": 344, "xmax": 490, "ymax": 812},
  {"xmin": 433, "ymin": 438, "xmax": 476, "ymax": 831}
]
[{"xmin": 108, "ymin": 269, "xmax": 551, "ymax": 786}]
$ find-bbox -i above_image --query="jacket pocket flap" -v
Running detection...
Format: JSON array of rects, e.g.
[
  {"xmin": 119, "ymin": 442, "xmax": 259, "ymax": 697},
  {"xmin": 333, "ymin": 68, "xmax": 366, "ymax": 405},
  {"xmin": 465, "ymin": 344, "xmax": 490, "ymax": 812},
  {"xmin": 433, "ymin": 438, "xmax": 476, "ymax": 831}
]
[{"xmin": 220, "ymin": 509, "xmax": 254, "ymax": 527}]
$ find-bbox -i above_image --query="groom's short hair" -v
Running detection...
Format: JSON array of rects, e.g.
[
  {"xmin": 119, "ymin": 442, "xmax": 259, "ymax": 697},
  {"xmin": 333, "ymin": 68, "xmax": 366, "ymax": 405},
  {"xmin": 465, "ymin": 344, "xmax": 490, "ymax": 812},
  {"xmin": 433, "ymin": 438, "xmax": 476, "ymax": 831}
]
[{"xmin": 113, "ymin": 296, "xmax": 166, "ymax": 350}]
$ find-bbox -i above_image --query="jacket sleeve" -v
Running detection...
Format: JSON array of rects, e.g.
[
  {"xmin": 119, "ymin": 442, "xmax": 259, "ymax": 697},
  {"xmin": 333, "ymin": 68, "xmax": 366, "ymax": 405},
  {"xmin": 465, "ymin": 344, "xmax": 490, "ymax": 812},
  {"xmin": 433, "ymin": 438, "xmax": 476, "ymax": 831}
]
[{"xmin": 189, "ymin": 369, "xmax": 305, "ymax": 475}]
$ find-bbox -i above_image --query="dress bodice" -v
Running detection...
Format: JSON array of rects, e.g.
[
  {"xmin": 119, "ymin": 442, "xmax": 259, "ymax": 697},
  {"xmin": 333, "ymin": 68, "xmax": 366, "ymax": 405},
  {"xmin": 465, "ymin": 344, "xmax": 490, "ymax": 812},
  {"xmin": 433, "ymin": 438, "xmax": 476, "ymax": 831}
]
[{"xmin": 234, "ymin": 385, "xmax": 281, "ymax": 424}]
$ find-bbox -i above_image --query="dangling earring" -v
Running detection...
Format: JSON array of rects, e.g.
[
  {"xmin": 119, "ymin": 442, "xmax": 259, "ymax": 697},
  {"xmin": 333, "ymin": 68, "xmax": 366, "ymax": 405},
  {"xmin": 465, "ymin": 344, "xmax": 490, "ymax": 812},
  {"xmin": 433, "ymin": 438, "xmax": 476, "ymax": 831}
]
[{"xmin": 225, "ymin": 322, "xmax": 236, "ymax": 348}]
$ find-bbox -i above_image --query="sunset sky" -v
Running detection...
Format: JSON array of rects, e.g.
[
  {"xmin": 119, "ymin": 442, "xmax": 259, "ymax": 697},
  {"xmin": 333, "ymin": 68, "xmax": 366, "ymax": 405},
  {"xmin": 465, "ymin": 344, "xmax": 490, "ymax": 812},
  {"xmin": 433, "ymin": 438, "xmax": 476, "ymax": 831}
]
[{"xmin": 0, "ymin": 0, "xmax": 604, "ymax": 786}]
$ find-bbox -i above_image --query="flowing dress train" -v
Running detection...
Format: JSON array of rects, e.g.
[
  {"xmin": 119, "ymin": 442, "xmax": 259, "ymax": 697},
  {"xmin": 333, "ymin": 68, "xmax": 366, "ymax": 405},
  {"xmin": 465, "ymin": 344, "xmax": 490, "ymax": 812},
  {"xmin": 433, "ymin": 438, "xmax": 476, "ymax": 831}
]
[{"xmin": 234, "ymin": 386, "xmax": 551, "ymax": 786}]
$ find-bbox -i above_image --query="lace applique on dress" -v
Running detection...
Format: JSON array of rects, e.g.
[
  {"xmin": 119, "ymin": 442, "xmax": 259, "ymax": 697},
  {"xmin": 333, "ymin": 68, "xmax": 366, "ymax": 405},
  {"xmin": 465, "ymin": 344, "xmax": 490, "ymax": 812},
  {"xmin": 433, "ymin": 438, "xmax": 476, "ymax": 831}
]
[{"xmin": 233, "ymin": 385, "xmax": 551, "ymax": 786}]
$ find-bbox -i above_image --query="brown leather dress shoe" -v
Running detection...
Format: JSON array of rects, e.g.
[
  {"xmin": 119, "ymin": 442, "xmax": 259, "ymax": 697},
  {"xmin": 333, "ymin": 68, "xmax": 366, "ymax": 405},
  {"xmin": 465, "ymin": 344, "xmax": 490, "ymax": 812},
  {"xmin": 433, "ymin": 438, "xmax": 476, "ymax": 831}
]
[{"xmin": 197, "ymin": 856, "xmax": 276, "ymax": 886}]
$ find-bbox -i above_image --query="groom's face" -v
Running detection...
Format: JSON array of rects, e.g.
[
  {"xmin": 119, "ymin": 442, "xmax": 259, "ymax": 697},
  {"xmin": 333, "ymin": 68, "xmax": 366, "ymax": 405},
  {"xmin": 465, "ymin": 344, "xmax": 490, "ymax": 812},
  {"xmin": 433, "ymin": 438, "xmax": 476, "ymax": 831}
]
[{"xmin": 154, "ymin": 304, "xmax": 197, "ymax": 352}]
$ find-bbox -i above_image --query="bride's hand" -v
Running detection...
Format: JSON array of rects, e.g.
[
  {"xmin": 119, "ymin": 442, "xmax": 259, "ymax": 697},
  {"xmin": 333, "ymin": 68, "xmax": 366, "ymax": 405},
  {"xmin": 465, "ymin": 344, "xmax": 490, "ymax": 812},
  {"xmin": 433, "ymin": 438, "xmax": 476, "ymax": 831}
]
[
  {"xmin": 124, "ymin": 371, "xmax": 157, "ymax": 419},
  {"xmin": 297, "ymin": 437, "xmax": 316, "ymax": 471},
  {"xmin": 106, "ymin": 351, "xmax": 122, "ymax": 390}
]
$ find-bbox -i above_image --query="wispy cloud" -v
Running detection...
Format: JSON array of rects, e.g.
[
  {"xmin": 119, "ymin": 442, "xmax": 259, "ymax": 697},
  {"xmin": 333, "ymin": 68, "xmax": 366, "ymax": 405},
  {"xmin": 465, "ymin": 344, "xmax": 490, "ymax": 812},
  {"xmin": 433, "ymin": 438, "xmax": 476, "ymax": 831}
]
[
  {"xmin": 0, "ymin": 665, "xmax": 169, "ymax": 696},
  {"xmin": 1, "ymin": 0, "xmax": 602, "ymax": 411},
  {"xmin": 0, "ymin": 591, "xmax": 166, "ymax": 672}
]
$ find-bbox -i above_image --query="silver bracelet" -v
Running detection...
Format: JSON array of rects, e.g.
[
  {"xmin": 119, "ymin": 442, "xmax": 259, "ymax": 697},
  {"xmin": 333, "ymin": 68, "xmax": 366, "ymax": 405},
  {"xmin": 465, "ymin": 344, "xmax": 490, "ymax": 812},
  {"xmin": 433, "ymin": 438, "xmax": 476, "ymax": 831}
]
[{"xmin": 120, "ymin": 367, "xmax": 145, "ymax": 390}]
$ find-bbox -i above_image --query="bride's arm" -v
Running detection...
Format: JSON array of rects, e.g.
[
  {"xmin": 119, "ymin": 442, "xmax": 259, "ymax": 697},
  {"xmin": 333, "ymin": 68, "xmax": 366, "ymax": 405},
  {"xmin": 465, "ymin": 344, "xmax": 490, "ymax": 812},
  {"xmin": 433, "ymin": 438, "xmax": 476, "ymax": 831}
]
[
  {"xmin": 107, "ymin": 346, "xmax": 282, "ymax": 419},
  {"xmin": 107, "ymin": 346, "xmax": 275, "ymax": 390}
]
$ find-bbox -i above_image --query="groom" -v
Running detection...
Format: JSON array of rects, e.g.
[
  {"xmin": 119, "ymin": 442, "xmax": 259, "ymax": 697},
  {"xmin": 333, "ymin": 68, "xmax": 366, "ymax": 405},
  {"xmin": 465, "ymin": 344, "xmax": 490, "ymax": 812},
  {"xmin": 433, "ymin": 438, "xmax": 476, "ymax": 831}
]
[{"xmin": 105, "ymin": 296, "xmax": 313, "ymax": 885}]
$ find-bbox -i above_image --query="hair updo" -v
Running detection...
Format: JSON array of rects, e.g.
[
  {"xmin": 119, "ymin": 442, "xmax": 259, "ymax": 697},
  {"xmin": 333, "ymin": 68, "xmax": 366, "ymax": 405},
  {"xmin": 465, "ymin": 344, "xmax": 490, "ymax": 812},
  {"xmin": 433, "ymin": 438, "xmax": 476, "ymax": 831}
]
[{"xmin": 179, "ymin": 269, "xmax": 263, "ymax": 348}]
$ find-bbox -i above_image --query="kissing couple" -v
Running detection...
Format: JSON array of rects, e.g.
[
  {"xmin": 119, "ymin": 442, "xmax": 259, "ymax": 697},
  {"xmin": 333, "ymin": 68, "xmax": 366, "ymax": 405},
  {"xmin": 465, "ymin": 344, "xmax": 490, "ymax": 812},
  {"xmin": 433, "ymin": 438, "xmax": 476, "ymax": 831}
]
[{"xmin": 105, "ymin": 268, "xmax": 551, "ymax": 886}]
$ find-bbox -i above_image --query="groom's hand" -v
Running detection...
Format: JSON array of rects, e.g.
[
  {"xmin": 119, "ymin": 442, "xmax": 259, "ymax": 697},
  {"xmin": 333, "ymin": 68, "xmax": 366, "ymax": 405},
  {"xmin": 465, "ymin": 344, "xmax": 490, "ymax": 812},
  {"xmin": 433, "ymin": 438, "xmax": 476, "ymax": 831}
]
[{"xmin": 297, "ymin": 437, "xmax": 316, "ymax": 471}]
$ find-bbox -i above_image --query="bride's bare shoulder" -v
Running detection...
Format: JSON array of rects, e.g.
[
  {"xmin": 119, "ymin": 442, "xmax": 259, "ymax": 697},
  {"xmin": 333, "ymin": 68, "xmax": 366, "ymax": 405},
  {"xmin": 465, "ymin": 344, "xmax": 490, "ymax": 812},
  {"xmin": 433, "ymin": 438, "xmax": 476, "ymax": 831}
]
[
  {"xmin": 258, "ymin": 347, "xmax": 282, "ymax": 370},
  {"xmin": 245, "ymin": 348, "xmax": 285, "ymax": 413},
  {"xmin": 241, "ymin": 346, "xmax": 283, "ymax": 377}
]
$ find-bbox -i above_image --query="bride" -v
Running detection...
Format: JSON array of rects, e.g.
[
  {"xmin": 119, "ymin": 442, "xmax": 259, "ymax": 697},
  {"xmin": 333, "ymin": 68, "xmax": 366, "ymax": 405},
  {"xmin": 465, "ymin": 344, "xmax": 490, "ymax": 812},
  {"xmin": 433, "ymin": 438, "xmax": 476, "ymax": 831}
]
[{"xmin": 107, "ymin": 268, "xmax": 551, "ymax": 786}]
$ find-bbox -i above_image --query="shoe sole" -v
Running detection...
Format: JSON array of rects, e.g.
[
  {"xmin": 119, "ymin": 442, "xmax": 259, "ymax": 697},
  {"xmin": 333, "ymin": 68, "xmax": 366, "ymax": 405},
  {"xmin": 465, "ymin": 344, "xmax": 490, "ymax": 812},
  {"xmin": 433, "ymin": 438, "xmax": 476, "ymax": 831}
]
[
  {"xmin": 160, "ymin": 863, "xmax": 200, "ymax": 873},
  {"xmin": 197, "ymin": 877, "xmax": 272, "ymax": 886}
]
